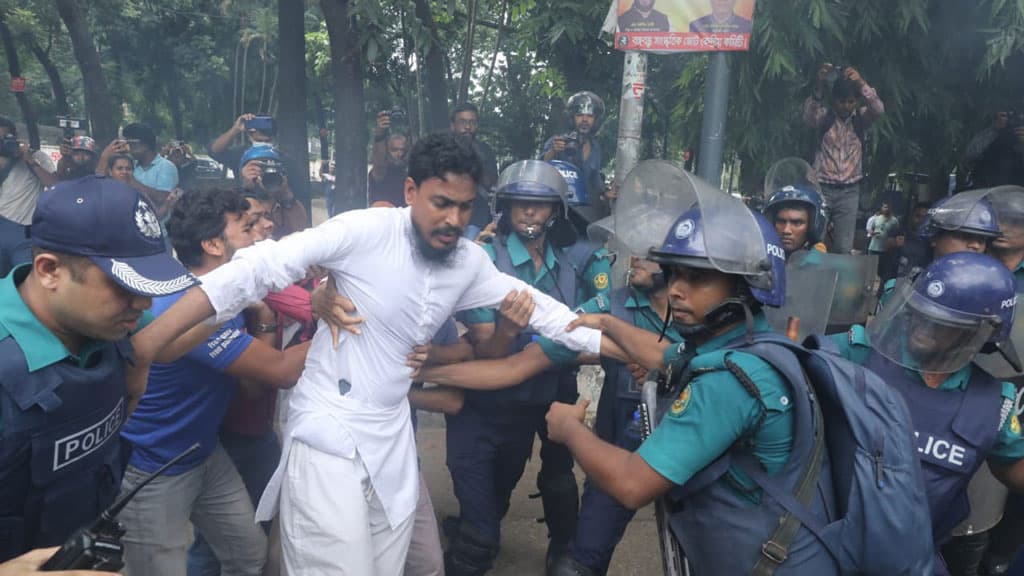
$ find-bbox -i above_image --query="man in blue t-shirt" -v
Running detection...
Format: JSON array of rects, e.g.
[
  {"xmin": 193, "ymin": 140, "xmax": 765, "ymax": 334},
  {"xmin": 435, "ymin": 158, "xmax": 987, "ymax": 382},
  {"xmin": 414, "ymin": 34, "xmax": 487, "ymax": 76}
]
[{"xmin": 118, "ymin": 189, "xmax": 312, "ymax": 576}]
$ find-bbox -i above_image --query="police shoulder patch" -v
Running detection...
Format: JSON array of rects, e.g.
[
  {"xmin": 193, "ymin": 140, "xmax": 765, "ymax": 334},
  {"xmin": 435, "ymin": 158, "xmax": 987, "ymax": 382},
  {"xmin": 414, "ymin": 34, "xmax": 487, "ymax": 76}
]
[
  {"xmin": 670, "ymin": 386, "xmax": 692, "ymax": 416},
  {"xmin": 594, "ymin": 272, "xmax": 609, "ymax": 290}
]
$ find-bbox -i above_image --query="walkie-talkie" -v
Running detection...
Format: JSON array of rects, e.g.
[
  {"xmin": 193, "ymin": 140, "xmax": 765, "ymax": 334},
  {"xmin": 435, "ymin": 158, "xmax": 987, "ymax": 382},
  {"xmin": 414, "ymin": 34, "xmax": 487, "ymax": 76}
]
[{"xmin": 40, "ymin": 443, "xmax": 200, "ymax": 571}]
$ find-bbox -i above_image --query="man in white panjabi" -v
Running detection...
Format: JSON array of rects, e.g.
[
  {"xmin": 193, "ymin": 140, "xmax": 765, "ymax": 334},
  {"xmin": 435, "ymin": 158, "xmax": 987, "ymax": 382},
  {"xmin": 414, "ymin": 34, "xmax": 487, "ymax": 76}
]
[{"xmin": 130, "ymin": 133, "xmax": 604, "ymax": 575}]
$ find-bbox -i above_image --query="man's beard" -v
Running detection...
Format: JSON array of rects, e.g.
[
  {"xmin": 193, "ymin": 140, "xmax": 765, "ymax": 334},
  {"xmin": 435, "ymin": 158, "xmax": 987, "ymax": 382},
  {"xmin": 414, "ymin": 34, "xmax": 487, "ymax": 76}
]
[
  {"xmin": 411, "ymin": 218, "xmax": 462, "ymax": 265},
  {"xmin": 66, "ymin": 161, "xmax": 97, "ymax": 179}
]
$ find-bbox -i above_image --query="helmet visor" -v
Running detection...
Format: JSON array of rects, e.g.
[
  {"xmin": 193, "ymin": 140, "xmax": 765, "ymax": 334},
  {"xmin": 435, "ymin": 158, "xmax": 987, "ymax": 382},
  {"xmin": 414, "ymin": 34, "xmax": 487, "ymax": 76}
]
[
  {"xmin": 685, "ymin": 170, "xmax": 769, "ymax": 276},
  {"xmin": 763, "ymin": 157, "xmax": 821, "ymax": 201},
  {"xmin": 926, "ymin": 189, "xmax": 999, "ymax": 237},
  {"xmin": 496, "ymin": 160, "xmax": 569, "ymax": 200},
  {"xmin": 610, "ymin": 160, "xmax": 695, "ymax": 255},
  {"xmin": 867, "ymin": 279, "xmax": 998, "ymax": 373}
]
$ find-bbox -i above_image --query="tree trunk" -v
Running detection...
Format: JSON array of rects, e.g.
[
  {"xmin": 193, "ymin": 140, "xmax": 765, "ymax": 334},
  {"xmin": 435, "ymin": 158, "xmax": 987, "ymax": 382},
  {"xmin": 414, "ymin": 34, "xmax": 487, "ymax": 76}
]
[
  {"xmin": 479, "ymin": 0, "xmax": 507, "ymax": 112},
  {"xmin": 26, "ymin": 36, "xmax": 69, "ymax": 116},
  {"xmin": 412, "ymin": 0, "xmax": 449, "ymax": 131},
  {"xmin": 0, "ymin": 15, "xmax": 40, "ymax": 148},
  {"xmin": 278, "ymin": 0, "xmax": 311, "ymax": 218},
  {"xmin": 55, "ymin": 0, "xmax": 117, "ymax": 145},
  {"xmin": 456, "ymin": 0, "xmax": 478, "ymax": 104},
  {"xmin": 321, "ymin": 0, "xmax": 366, "ymax": 213}
]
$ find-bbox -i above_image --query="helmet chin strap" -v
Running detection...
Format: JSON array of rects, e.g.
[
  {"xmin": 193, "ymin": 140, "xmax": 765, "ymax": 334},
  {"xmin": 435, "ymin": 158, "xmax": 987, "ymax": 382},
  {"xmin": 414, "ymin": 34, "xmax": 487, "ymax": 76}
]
[{"xmin": 658, "ymin": 298, "xmax": 757, "ymax": 344}]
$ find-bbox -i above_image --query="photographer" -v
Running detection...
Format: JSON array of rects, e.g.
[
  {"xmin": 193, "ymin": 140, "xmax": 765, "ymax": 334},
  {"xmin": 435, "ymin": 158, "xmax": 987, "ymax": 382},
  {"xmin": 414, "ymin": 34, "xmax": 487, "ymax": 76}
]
[
  {"xmin": 95, "ymin": 123, "xmax": 178, "ymax": 215},
  {"xmin": 450, "ymin": 102, "xmax": 499, "ymax": 235},
  {"xmin": 368, "ymin": 109, "xmax": 410, "ymax": 208},
  {"xmin": 803, "ymin": 63, "xmax": 885, "ymax": 254},
  {"xmin": 540, "ymin": 92, "xmax": 612, "ymax": 228},
  {"xmin": 0, "ymin": 116, "xmax": 57, "ymax": 277},
  {"xmin": 56, "ymin": 136, "xmax": 99, "ymax": 181},
  {"xmin": 209, "ymin": 113, "xmax": 275, "ymax": 173},
  {"xmin": 239, "ymin": 146, "xmax": 307, "ymax": 236},
  {"xmin": 965, "ymin": 110, "xmax": 1024, "ymax": 188}
]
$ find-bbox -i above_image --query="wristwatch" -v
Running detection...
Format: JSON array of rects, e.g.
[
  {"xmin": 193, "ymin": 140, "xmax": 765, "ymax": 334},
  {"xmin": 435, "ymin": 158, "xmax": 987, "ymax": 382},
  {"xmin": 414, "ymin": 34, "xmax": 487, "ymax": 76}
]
[{"xmin": 254, "ymin": 322, "xmax": 279, "ymax": 334}]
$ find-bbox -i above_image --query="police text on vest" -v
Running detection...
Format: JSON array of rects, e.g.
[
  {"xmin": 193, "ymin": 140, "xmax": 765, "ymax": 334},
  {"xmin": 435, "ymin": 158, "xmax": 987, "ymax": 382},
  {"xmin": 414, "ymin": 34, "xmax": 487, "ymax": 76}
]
[
  {"xmin": 53, "ymin": 398, "xmax": 125, "ymax": 471},
  {"xmin": 914, "ymin": 431, "xmax": 966, "ymax": 466}
]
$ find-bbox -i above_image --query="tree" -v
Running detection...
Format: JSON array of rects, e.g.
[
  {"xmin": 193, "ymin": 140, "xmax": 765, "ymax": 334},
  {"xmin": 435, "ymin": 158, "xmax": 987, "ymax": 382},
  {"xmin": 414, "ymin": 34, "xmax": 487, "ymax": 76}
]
[
  {"xmin": 321, "ymin": 0, "xmax": 367, "ymax": 212},
  {"xmin": 0, "ymin": 11, "xmax": 40, "ymax": 147},
  {"xmin": 278, "ymin": 0, "xmax": 310, "ymax": 214},
  {"xmin": 55, "ymin": 0, "xmax": 117, "ymax": 144}
]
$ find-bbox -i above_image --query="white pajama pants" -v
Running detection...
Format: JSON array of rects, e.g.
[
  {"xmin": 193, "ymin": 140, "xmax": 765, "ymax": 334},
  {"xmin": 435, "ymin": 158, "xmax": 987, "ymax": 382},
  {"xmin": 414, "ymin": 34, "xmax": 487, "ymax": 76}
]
[{"xmin": 279, "ymin": 439, "xmax": 415, "ymax": 575}]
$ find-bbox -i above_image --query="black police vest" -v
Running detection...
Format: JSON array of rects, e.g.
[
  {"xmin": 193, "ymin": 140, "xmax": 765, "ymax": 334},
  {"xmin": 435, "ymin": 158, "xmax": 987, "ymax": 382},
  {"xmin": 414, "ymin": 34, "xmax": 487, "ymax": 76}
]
[
  {"xmin": 0, "ymin": 336, "xmax": 129, "ymax": 561},
  {"xmin": 466, "ymin": 238, "xmax": 583, "ymax": 409},
  {"xmin": 866, "ymin": 350, "xmax": 1001, "ymax": 544}
]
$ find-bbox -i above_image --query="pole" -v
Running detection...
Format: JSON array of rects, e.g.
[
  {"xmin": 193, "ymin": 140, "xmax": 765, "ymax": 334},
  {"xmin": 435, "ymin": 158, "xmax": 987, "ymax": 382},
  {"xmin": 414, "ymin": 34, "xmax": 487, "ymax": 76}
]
[
  {"xmin": 696, "ymin": 52, "xmax": 730, "ymax": 188},
  {"xmin": 613, "ymin": 51, "xmax": 647, "ymax": 200}
]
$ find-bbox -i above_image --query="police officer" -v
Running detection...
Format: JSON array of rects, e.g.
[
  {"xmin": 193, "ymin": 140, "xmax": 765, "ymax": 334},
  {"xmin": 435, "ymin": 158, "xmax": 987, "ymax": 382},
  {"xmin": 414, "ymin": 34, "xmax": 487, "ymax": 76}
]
[
  {"xmin": 0, "ymin": 176, "xmax": 197, "ymax": 563},
  {"xmin": 763, "ymin": 183, "xmax": 829, "ymax": 258},
  {"xmin": 546, "ymin": 199, "xmax": 841, "ymax": 574},
  {"xmin": 547, "ymin": 254, "xmax": 680, "ymax": 576},
  {"xmin": 833, "ymin": 252, "xmax": 1024, "ymax": 575},
  {"xmin": 447, "ymin": 159, "xmax": 612, "ymax": 575},
  {"xmin": 880, "ymin": 192, "xmax": 1001, "ymax": 305},
  {"xmin": 988, "ymin": 187, "xmax": 1024, "ymax": 289},
  {"xmin": 541, "ymin": 92, "xmax": 609, "ymax": 231}
]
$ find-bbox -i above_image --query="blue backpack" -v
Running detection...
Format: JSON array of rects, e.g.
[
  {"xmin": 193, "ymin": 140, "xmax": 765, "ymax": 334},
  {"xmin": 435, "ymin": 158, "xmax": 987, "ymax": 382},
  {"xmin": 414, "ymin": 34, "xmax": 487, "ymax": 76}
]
[{"xmin": 670, "ymin": 332, "xmax": 935, "ymax": 575}]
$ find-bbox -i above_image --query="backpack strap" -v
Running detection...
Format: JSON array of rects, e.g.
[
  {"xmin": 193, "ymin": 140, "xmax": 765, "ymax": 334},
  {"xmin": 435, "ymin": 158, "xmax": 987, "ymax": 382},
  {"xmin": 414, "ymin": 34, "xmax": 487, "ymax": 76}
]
[{"xmin": 721, "ymin": 334, "xmax": 836, "ymax": 573}]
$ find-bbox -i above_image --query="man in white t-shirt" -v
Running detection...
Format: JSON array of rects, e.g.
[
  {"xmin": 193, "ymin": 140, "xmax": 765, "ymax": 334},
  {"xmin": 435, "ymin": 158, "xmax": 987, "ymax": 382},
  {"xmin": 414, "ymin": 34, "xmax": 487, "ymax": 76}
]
[{"xmin": 0, "ymin": 116, "xmax": 57, "ymax": 277}]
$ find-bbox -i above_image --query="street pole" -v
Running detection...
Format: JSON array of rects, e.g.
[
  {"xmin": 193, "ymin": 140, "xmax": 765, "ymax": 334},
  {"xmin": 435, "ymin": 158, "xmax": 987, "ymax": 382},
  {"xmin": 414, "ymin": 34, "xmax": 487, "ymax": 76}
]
[
  {"xmin": 613, "ymin": 51, "xmax": 647, "ymax": 203},
  {"xmin": 696, "ymin": 52, "xmax": 730, "ymax": 188}
]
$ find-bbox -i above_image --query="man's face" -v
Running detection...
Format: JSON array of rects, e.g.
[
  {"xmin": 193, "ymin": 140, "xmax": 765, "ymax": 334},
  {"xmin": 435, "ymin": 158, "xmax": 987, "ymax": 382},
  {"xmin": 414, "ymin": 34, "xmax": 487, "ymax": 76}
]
[
  {"xmin": 211, "ymin": 211, "xmax": 257, "ymax": 264},
  {"xmin": 247, "ymin": 129, "xmax": 274, "ymax": 144},
  {"xmin": 71, "ymin": 150, "xmax": 95, "ymax": 167},
  {"xmin": 574, "ymin": 113, "xmax": 595, "ymax": 135},
  {"xmin": 634, "ymin": 0, "xmax": 655, "ymax": 11},
  {"xmin": 834, "ymin": 96, "xmax": 858, "ymax": 120},
  {"xmin": 628, "ymin": 257, "xmax": 660, "ymax": 290},
  {"xmin": 773, "ymin": 207, "xmax": 810, "ymax": 253},
  {"xmin": 509, "ymin": 200, "xmax": 555, "ymax": 240},
  {"xmin": 880, "ymin": 203, "xmax": 891, "ymax": 216},
  {"xmin": 50, "ymin": 259, "xmax": 152, "ymax": 341},
  {"xmin": 451, "ymin": 111, "xmax": 478, "ymax": 138},
  {"xmin": 911, "ymin": 207, "xmax": 929, "ymax": 229},
  {"xmin": 711, "ymin": 0, "xmax": 737, "ymax": 19},
  {"xmin": 933, "ymin": 230, "xmax": 988, "ymax": 258},
  {"xmin": 245, "ymin": 199, "xmax": 276, "ymax": 241},
  {"xmin": 388, "ymin": 136, "xmax": 408, "ymax": 165},
  {"xmin": 906, "ymin": 314, "xmax": 970, "ymax": 371},
  {"xmin": 110, "ymin": 158, "xmax": 134, "ymax": 183},
  {"xmin": 995, "ymin": 112, "xmax": 1010, "ymax": 130},
  {"xmin": 992, "ymin": 222, "xmax": 1024, "ymax": 252},
  {"xmin": 666, "ymin": 265, "xmax": 736, "ymax": 328},
  {"xmin": 407, "ymin": 173, "xmax": 477, "ymax": 262}
]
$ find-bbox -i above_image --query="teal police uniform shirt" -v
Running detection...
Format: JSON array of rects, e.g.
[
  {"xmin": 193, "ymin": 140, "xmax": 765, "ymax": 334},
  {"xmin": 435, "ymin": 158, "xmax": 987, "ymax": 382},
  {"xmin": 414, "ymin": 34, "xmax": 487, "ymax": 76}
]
[
  {"xmin": 833, "ymin": 325, "xmax": 1024, "ymax": 463},
  {"xmin": 462, "ymin": 233, "xmax": 613, "ymax": 325},
  {"xmin": 0, "ymin": 264, "xmax": 154, "ymax": 432},
  {"xmin": 536, "ymin": 290, "xmax": 681, "ymax": 366},
  {"xmin": 637, "ymin": 315, "xmax": 795, "ymax": 501}
]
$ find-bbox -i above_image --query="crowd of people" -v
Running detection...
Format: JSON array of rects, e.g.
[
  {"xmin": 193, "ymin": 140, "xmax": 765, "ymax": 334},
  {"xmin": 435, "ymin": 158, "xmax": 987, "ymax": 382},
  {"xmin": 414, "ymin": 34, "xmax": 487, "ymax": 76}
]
[{"xmin": 1, "ymin": 54, "xmax": 1024, "ymax": 576}]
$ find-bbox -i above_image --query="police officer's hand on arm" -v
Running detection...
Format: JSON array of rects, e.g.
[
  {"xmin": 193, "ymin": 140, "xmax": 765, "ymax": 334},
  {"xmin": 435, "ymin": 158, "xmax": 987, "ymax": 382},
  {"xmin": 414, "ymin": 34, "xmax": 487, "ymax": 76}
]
[
  {"xmin": 567, "ymin": 313, "xmax": 671, "ymax": 370},
  {"xmin": 0, "ymin": 547, "xmax": 117, "ymax": 576},
  {"xmin": 546, "ymin": 399, "xmax": 674, "ymax": 510},
  {"xmin": 468, "ymin": 289, "xmax": 536, "ymax": 359},
  {"xmin": 310, "ymin": 276, "xmax": 366, "ymax": 347}
]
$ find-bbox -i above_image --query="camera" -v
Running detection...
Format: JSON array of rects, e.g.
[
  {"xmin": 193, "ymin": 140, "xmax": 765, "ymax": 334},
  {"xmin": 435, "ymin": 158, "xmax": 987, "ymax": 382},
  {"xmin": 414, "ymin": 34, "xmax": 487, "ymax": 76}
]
[
  {"xmin": 560, "ymin": 131, "xmax": 579, "ymax": 152},
  {"xmin": 245, "ymin": 116, "xmax": 275, "ymax": 133},
  {"xmin": 1008, "ymin": 110, "xmax": 1024, "ymax": 130},
  {"xmin": 389, "ymin": 106, "xmax": 407, "ymax": 128},
  {"xmin": 825, "ymin": 65, "xmax": 847, "ymax": 85},
  {"xmin": 0, "ymin": 134, "xmax": 20, "ymax": 158},
  {"xmin": 260, "ymin": 159, "xmax": 286, "ymax": 189}
]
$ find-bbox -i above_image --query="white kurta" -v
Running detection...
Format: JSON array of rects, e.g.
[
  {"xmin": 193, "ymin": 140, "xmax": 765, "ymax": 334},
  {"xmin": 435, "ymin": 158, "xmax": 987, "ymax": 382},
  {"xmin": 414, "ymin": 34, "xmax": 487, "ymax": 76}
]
[{"xmin": 197, "ymin": 206, "xmax": 602, "ymax": 528}]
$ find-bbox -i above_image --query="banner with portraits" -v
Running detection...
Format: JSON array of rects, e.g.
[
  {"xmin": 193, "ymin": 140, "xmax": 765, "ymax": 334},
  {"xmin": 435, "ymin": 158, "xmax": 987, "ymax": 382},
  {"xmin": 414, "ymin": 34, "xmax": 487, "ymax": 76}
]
[{"xmin": 613, "ymin": 0, "xmax": 757, "ymax": 53}]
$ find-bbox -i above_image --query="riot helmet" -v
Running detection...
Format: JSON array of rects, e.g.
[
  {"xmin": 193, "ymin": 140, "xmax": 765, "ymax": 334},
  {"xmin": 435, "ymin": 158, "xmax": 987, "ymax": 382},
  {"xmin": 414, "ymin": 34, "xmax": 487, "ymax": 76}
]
[
  {"xmin": 565, "ymin": 91, "xmax": 605, "ymax": 134},
  {"xmin": 493, "ymin": 159, "xmax": 576, "ymax": 247},
  {"xmin": 986, "ymin": 186, "xmax": 1024, "ymax": 254},
  {"xmin": 648, "ymin": 206, "xmax": 786, "ymax": 338},
  {"xmin": 920, "ymin": 191, "xmax": 1001, "ymax": 241},
  {"xmin": 868, "ymin": 252, "xmax": 1018, "ymax": 373},
  {"xmin": 764, "ymin": 184, "xmax": 829, "ymax": 248}
]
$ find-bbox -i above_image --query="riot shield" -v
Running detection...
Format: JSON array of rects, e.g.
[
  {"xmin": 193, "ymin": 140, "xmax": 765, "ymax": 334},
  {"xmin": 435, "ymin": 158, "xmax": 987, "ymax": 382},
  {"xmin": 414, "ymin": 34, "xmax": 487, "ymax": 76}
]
[
  {"xmin": 764, "ymin": 265, "xmax": 839, "ymax": 340},
  {"xmin": 789, "ymin": 251, "xmax": 879, "ymax": 328},
  {"xmin": 763, "ymin": 157, "xmax": 821, "ymax": 201},
  {"xmin": 951, "ymin": 464, "xmax": 1008, "ymax": 537},
  {"xmin": 974, "ymin": 312, "xmax": 1024, "ymax": 379}
]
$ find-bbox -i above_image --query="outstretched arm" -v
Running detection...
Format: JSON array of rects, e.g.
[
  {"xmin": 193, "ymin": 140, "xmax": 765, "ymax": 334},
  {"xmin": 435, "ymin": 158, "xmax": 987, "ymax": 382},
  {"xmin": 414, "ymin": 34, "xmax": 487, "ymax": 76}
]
[
  {"xmin": 568, "ymin": 313, "xmax": 672, "ymax": 370},
  {"xmin": 416, "ymin": 344, "xmax": 558, "ymax": 390}
]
